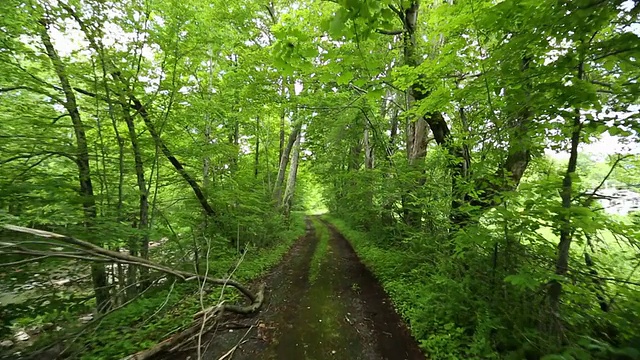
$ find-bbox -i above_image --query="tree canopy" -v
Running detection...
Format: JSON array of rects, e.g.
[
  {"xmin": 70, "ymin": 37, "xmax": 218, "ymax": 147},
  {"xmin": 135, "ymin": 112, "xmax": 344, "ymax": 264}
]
[{"xmin": 1, "ymin": 0, "xmax": 640, "ymax": 359}]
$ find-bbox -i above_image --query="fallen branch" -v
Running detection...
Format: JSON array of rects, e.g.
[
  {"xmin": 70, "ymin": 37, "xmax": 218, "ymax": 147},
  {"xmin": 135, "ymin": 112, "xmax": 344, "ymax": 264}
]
[
  {"xmin": 121, "ymin": 284, "xmax": 265, "ymax": 360},
  {"xmin": 217, "ymin": 325, "xmax": 254, "ymax": 360},
  {"xmin": 1, "ymin": 224, "xmax": 257, "ymax": 302},
  {"xmin": 0, "ymin": 224, "xmax": 266, "ymax": 360}
]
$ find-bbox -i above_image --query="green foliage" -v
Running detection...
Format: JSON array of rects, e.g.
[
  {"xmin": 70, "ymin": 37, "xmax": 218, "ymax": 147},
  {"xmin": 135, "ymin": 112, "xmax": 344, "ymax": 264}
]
[
  {"xmin": 309, "ymin": 218, "xmax": 329, "ymax": 284},
  {"xmin": 2, "ymin": 0, "xmax": 640, "ymax": 358}
]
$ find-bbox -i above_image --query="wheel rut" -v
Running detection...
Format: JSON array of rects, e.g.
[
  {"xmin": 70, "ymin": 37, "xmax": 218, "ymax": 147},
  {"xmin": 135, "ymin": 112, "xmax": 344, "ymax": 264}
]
[{"xmin": 172, "ymin": 216, "xmax": 424, "ymax": 360}]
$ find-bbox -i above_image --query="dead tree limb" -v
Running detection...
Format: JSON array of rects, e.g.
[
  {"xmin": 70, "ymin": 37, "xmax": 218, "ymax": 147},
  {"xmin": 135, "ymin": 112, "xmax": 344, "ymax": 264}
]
[
  {"xmin": 1, "ymin": 224, "xmax": 259, "ymax": 303},
  {"xmin": 121, "ymin": 284, "xmax": 264, "ymax": 360}
]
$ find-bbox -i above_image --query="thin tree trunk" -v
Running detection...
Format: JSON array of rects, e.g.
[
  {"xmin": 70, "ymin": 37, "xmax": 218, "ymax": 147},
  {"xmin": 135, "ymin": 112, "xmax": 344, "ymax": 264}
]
[
  {"xmin": 40, "ymin": 19, "xmax": 110, "ymax": 312},
  {"xmin": 382, "ymin": 96, "xmax": 400, "ymax": 225},
  {"xmin": 279, "ymin": 87, "xmax": 286, "ymax": 163},
  {"xmin": 364, "ymin": 126, "xmax": 374, "ymax": 170},
  {"xmin": 203, "ymin": 120, "xmax": 212, "ymax": 189},
  {"xmin": 121, "ymin": 105, "xmax": 149, "ymax": 291},
  {"xmin": 279, "ymin": 112, "xmax": 285, "ymax": 166},
  {"xmin": 547, "ymin": 57, "xmax": 584, "ymax": 342},
  {"xmin": 229, "ymin": 116, "xmax": 240, "ymax": 173},
  {"xmin": 255, "ymin": 117, "xmax": 260, "ymax": 178},
  {"xmin": 130, "ymin": 97, "xmax": 216, "ymax": 217}
]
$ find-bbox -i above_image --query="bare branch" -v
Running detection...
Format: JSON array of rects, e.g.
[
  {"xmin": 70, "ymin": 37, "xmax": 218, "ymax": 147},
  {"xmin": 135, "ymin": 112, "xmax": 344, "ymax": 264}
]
[
  {"xmin": 0, "ymin": 256, "xmax": 51, "ymax": 266},
  {"xmin": 577, "ymin": 154, "xmax": 632, "ymax": 203},
  {"xmin": 2, "ymin": 224, "xmax": 258, "ymax": 302},
  {"xmin": 388, "ymin": 4, "xmax": 404, "ymax": 20},
  {"xmin": 376, "ymin": 29, "xmax": 404, "ymax": 35},
  {"xmin": 0, "ymin": 85, "xmax": 63, "ymax": 103}
]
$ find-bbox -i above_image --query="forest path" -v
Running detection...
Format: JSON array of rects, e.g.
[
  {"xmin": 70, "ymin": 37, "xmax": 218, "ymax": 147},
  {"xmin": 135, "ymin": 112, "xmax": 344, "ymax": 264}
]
[{"xmin": 172, "ymin": 217, "xmax": 424, "ymax": 360}]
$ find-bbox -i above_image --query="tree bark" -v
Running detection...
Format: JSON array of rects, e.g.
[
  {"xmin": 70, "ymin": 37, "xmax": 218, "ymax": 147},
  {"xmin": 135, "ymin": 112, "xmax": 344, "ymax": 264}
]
[
  {"xmin": 403, "ymin": 1, "xmax": 430, "ymax": 168},
  {"xmin": 274, "ymin": 121, "xmax": 302, "ymax": 205},
  {"xmin": 547, "ymin": 58, "xmax": 584, "ymax": 341},
  {"xmin": 254, "ymin": 117, "xmax": 260, "ymax": 178},
  {"xmin": 283, "ymin": 131, "xmax": 302, "ymax": 214},
  {"xmin": 121, "ymin": 105, "xmax": 150, "ymax": 290},
  {"xmin": 40, "ymin": 19, "xmax": 110, "ymax": 312},
  {"xmin": 397, "ymin": 2, "xmax": 431, "ymax": 227},
  {"xmin": 364, "ymin": 126, "xmax": 374, "ymax": 170}
]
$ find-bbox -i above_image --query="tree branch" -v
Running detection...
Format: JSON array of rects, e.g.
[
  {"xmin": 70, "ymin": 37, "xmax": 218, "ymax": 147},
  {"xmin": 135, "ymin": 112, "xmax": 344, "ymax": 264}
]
[
  {"xmin": 376, "ymin": 29, "xmax": 404, "ymax": 35},
  {"xmin": 577, "ymin": 154, "xmax": 631, "ymax": 203},
  {"xmin": 0, "ymin": 86, "xmax": 63, "ymax": 103},
  {"xmin": 2, "ymin": 224, "xmax": 257, "ymax": 302},
  {"xmin": 388, "ymin": 4, "xmax": 404, "ymax": 20}
]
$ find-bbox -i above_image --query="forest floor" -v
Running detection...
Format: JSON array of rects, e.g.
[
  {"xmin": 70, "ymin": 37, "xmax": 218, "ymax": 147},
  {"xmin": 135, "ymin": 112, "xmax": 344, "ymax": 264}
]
[{"xmin": 162, "ymin": 217, "xmax": 424, "ymax": 360}]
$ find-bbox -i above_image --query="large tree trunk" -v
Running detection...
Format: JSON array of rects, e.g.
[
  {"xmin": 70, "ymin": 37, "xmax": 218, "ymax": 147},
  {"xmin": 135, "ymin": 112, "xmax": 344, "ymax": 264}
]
[
  {"xmin": 282, "ymin": 131, "xmax": 302, "ymax": 215},
  {"xmin": 399, "ymin": 2, "xmax": 431, "ymax": 227},
  {"xmin": 403, "ymin": 2, "xmax": 429, "ymax": 169},
  {"xmin": 40, "ymin": 19, "xmax": 110, "ymax": 312},
  {"xmin": 274, "ymin": 121, "xmax": 302, "ymax": 205},
  {"xmin": 364, "ymin": 126, "xmax": 374, "ymax": 170}
]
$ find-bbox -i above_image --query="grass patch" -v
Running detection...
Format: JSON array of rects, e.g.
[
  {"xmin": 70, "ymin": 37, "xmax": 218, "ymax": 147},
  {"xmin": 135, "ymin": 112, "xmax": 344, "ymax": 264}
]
[{"xmin": 309, "ymin": 218, "xmax": 329, "ymax": 284}]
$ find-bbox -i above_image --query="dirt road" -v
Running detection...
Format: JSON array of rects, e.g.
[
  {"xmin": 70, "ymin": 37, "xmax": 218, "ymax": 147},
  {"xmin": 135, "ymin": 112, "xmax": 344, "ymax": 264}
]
[{"xmin": 173, "ymin": 217, "xmax": 424, "ymax": 360}]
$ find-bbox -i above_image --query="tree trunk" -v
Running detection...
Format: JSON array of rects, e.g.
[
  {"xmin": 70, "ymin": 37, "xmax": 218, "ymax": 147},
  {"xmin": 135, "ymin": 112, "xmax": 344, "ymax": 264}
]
[
  {"xmin": 279, "ymin": 87, "xmax": 286, "ymax": 163},
  {"xmin": 547, "ymin": 58, "xmax": 584, "ymax": 341},
  {"xmin": 40, "ymin": 19, "xmax": 110, "ymax": 313},
  {"xmin": 398, "ymin": 2, "xmax": 431, "ymax": 227},
  {"xmin": 122, "ymin": 106, "xmax": 149, "ymax": 290},
  {"xmin": 203, "ymin": 120, "xmax": 212, "ymax": 189},
  {"xmin": 364, "ymin": 126, "xmax": 374, "ymax": 170},
  {"xmin": 229, "ymin": 117, "xmax": 240, "ymax": 172},
  {"xmin": 274, "ymin": 121, "xmax": 302, "ymax": 205},
  {"xmin": 254, "ymin": 117, "xmax": 260, "ymax": 178},
  {"xmin": 130, "ymin": 97, "xmax": 216, "ymax": 218},
  {"xmin": 403, "ymin": 2, "xmax": 429, "ymax": 168},
  {"xmin": 283, "ymin": 131, "xmax": 301, "ymax": 214}
]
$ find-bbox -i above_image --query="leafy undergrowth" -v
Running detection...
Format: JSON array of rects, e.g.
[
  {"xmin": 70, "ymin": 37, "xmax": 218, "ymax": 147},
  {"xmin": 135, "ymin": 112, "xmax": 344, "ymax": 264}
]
[
  {"xmin": 323, "ymin": 215, "xmax": 640, "ymax": 360},
  {"xmin": 23, "ymin": 212, "xmax": 306, "ymax": 360}
]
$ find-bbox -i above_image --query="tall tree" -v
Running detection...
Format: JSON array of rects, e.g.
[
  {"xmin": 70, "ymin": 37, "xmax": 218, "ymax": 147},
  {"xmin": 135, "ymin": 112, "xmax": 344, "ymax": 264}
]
[{"xmin": 39, "ymin": 15, "xmax": 110, "ymax": 312}]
